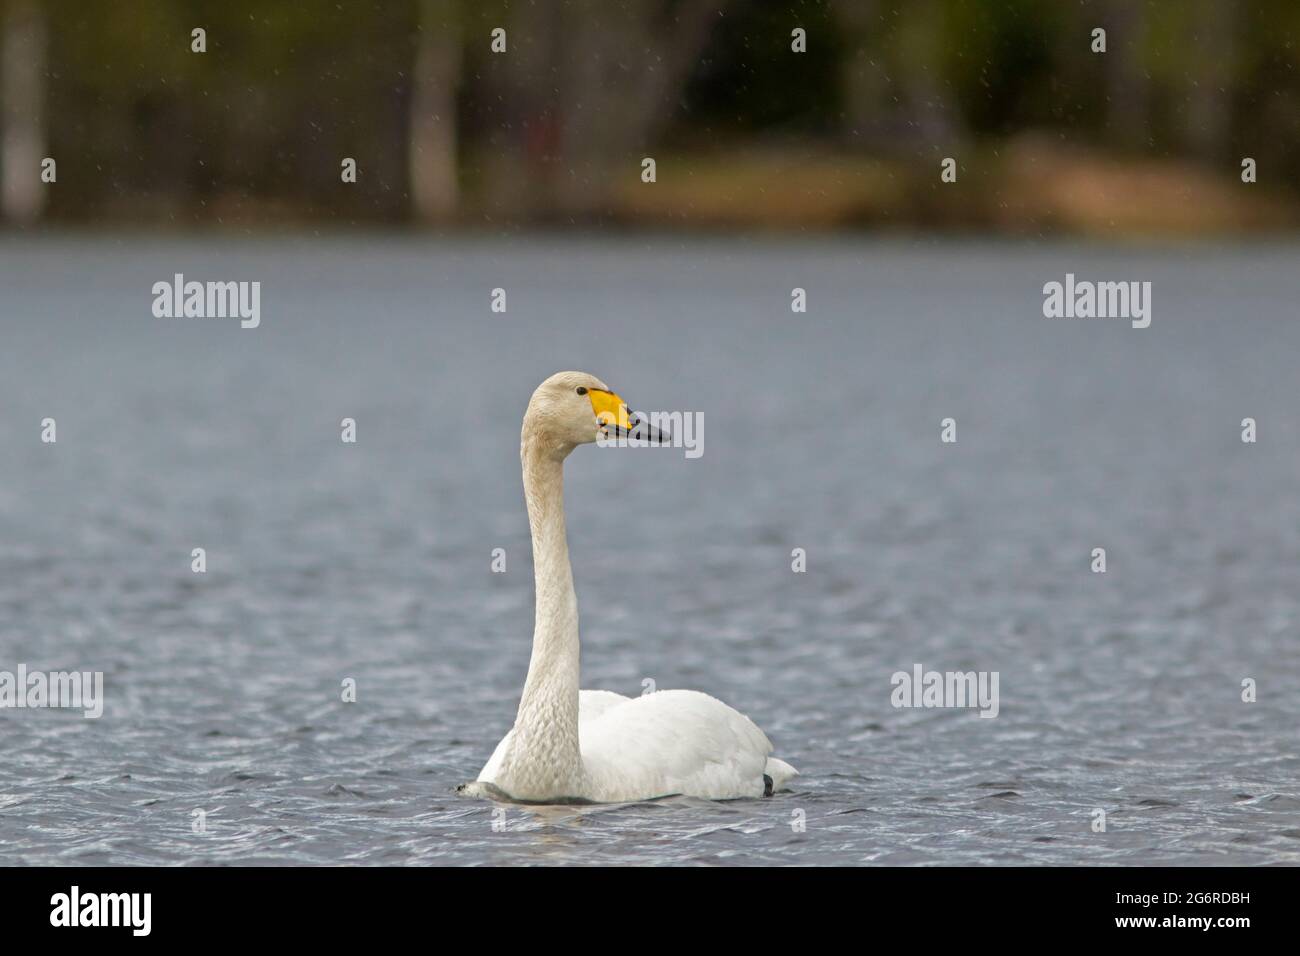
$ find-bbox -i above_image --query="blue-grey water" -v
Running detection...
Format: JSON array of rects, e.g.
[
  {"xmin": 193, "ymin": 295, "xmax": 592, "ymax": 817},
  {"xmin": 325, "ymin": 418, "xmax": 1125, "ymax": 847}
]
[{"xmin": 1, "ymin": 236, "xmax": 1297, "ymax": 866}]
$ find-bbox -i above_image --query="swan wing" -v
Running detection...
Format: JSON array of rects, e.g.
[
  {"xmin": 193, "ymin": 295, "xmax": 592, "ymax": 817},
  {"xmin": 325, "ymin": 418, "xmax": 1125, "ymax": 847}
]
[
  {"xmin": 578, "ymin": 689, "xmax": 782, "ymax": 802},
  {"xmin": 577, "ymin": 688, "xmax": 631, "ymax": 725}
]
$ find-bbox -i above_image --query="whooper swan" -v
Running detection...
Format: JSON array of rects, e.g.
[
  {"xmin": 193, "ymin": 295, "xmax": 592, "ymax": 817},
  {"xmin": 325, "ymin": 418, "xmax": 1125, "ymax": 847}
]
[{"xmin": 464, "ymin": 371, "xmax": 797, "ymax": 803}]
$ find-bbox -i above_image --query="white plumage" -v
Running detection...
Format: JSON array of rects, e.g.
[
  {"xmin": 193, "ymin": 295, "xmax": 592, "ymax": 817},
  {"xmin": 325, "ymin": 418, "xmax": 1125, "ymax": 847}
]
[
  {"xmin": 470, "ymin": 372, "xmax": 797, "ymax": 804},
  {"xmin": 579, "ymin": 689, "xmax": 797, "ymax": 801},
  {"xmin": 478, "ymin": 689, "xmax": 797, "ymax": 802}
]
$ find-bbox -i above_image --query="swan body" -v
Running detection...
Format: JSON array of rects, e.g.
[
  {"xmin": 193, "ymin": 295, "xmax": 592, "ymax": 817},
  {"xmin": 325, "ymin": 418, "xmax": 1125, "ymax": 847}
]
[
  {"xmin": 478, "ymin": 688, "xmax": 798, "ymax": 802},
  {"xmin": 470, "ymin": 371, "xmax": 797, "ymax": 804}
]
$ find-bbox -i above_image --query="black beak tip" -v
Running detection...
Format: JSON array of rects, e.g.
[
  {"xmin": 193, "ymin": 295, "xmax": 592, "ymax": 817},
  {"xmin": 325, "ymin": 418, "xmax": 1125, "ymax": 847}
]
[
  {"xmin": 628, "ymin": 417, "xmax": 670, "ymax": 445},
  {"xmin": 621, "ymin": 416, "xmax": 676, "ymax": 447}
]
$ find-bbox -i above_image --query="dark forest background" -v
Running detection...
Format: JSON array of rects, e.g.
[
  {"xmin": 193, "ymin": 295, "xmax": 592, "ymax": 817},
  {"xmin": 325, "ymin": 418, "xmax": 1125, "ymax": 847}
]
[{"xmin": 1, "ymin": 0, "xmax": 1297, "ymax": 234}]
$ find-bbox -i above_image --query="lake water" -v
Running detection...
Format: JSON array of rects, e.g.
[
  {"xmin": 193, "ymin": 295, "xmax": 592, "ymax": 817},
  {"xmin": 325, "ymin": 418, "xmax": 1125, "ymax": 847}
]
[{"xmin": 1, "ymin": 235, "xmax": 1298, "ymax": 865}]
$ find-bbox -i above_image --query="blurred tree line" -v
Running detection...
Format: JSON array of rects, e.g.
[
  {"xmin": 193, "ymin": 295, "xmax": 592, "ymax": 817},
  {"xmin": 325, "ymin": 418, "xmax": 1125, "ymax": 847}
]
[{"xmin": 1, "ymin": 0, "xmax": 1296, "ymax": 231}]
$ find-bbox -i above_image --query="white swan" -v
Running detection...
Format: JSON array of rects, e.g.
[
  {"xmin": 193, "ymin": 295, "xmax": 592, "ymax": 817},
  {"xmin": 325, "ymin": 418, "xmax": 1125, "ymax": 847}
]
[{"xmin": 467, "ymin": 371, "xmax": 797, "ymax": 804}]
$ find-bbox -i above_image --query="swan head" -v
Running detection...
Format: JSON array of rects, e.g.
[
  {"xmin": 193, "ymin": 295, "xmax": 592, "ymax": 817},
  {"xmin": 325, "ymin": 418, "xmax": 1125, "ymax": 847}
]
[{"xmin": 523, "ymin": 371, "xmax": 668, "ymax": 458}]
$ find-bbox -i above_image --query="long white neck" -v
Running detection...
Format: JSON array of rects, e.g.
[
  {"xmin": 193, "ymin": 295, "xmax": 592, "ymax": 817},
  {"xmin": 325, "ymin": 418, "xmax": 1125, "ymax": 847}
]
[{"xmin": 496, "ymin": 433, "xmax": 584, "ymax": 798}]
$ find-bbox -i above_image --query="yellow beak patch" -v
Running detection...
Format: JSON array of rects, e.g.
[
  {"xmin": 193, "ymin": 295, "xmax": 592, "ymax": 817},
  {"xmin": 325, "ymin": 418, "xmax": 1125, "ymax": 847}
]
[{"xmin": 587, "ymin": 388, "xmax": 633, "ymax": 431}]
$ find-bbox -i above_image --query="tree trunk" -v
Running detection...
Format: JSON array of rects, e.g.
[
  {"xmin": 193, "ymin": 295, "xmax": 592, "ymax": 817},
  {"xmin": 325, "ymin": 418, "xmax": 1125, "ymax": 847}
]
[
  {"xmin": 1, "ymin": 0, "xmax": 47, "ymax": 223},
  {"xmin": 1185, "ymin": 0, "xmax": 1234, "ymax": 161},
  {"xmin": 893, "ymin": 0, "xmax": 960, "ymax": 146},
  {"xmin": 835, "ymin": 0, "xmax": 885, "ymax": 146},
  {"xmin": 553, "ymin": 0, "xmax": 725, "ymax": 217},
  {"xmin": 1106, "ymin": 0, "xmax": 1149, "ymax": 148},
  {"xmin": 409, "ymin": 0, "xmax": 462, "ymax": 222}
]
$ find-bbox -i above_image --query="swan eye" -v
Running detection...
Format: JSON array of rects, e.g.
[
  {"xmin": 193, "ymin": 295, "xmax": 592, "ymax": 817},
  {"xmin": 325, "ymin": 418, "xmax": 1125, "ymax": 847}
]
[{"xmin": 576, "ymin": 386, "xmax": 588, "ymax": 395}]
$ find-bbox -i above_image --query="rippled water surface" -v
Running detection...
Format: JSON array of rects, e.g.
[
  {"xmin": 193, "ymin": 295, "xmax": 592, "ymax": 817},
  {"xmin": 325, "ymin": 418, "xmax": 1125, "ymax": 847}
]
[{"xmin": 1, "ymin": 236, "xmax": 1298, "ymax": 865}]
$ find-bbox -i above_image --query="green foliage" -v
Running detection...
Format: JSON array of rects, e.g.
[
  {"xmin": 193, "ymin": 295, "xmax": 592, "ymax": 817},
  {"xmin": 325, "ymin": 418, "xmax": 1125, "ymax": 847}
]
[{"xmin": 4, "ymin": 0, "xmax": 1296, "ymax": 225}]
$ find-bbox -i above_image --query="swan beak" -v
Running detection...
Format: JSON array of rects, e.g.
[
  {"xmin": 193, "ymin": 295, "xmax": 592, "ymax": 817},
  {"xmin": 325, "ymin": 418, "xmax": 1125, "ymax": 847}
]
[
  {"xmin": 624, "ymin": 415, "xmax": 671, "ymax": 444},
  {"xmin": 589, "ymin": 389, "xmax": 671, "ymax": 444}
]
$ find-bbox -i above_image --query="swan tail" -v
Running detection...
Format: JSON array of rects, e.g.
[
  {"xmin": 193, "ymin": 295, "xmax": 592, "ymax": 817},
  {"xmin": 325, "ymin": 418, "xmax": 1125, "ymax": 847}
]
[{"xmin": 763, "ymin": 757, "xmax": 798, "ymax": 794}]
